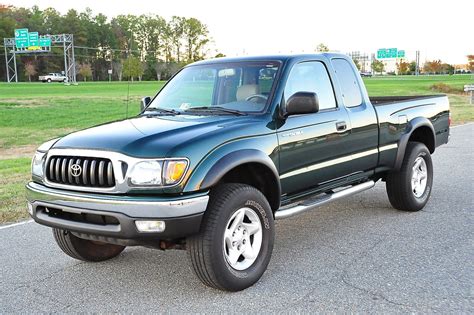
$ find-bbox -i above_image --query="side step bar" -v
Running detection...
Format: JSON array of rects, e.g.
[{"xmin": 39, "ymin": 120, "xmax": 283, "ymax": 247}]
[{"xmin": 275, "ymin": 180, "xmax": 375, "ymax": 220}]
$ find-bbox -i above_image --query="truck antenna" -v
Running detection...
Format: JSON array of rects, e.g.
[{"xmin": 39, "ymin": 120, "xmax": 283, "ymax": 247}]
[{"xmin": 126, "ymin": 32, "xmax": 133, "ymax": 119}]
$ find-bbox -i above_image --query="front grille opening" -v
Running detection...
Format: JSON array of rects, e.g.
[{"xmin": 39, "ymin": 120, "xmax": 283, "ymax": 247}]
[
  {"xmin": 39, "ymin": 206, "xmax": 119, "ymax": 226},
  {"xmin": 46, "ymin": 156, "xmax": 115, "ymax": 188}
]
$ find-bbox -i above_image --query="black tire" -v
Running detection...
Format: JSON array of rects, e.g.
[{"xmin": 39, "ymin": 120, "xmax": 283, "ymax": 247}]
[
  {"xmin": 52, "ymin": 228, "xmax": 125, "ymax": 262},
  {"xmin": 187, "ymin": 183, "xmax": 275, "ymax": 291},
  {"xmin": 47, "ymin": 78, "xmax": 51, "ymax": 83},
  {"xmin": 386, "ymin": 142, "xmax": 433, "ymax": 211}
]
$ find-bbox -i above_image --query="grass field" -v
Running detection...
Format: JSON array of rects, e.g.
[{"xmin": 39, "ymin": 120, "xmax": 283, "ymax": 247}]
[{"xmin": 0, "ymin": 75, "xmax": 473, "ymax": 223}]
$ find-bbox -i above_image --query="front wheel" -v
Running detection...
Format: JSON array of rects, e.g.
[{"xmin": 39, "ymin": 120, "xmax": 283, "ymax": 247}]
[
  {"xmin": 386, "ymin": 142, "xmax": 433, "ymax": 211},
  {"xmin": 53, "ymin": 228, "xmax": 125, "ymax": 262},
  {"xmin": 187, "ymin": 183, "xmax": 274, "ymax": 291}
]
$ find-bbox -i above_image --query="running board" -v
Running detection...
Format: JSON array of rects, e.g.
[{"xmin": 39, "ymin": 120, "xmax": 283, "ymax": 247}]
[{"xmin": 275, "ymin": 180, "xmax": 375, "ymax": 220}]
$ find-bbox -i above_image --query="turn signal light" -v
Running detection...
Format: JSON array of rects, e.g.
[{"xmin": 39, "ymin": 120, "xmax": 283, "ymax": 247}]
[{"xmin": 164, "ymin": 161, "xmax": 187, "ymax": 184}]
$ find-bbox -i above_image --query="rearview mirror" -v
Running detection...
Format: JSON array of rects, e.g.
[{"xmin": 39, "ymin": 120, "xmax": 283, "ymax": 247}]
[
  {"xmin": 140, "ymin": 96, "xmax": 151, "ymax": 111},
  {"xmin": 285, "ymin": 92, "xmax": 319, "ymax": 116},
  {"xmin": 218, "ymin": 68, "xmax": 236, "ymax": 77}
]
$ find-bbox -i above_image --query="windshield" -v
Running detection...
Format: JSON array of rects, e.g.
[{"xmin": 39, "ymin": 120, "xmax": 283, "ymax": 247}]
[{"xmin": 147, "ymin": 61, "xmax": 280, "ymax": 114}]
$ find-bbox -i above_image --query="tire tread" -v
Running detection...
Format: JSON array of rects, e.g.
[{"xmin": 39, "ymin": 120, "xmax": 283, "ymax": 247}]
[{"xmin": 188, "ymin": 183, "xmax": 268, "ymax": 291}]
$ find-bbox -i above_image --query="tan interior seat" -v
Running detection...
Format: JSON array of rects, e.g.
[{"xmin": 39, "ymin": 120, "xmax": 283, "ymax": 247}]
[{"xmin": 236, "ymin": 84, "xmax": 259, "ymax": 101}]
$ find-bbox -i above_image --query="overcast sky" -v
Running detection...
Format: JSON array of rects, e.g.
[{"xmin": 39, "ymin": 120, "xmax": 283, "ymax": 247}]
[{"xmin": 7, "ymin": 0, "xmax": 473, "ymax": 64}]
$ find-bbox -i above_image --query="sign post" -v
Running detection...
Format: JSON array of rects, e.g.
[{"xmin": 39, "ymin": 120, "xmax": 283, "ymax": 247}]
[
  {"xmin": 464, "ymin": 85, "xmax": 474, "ymax": 105},
  {"xmin": 5, "ymin": 29, "xmax": 75, "ymax": 83}
]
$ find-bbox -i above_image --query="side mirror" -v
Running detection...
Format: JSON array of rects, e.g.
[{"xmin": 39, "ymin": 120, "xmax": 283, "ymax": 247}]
[
  {"xmin": 140, "ymin": 96, "xmax": 151, "ymax": 111},
  {"xmin": 285, "ymin": 92, "xmax": 319, "ymax": 116}
]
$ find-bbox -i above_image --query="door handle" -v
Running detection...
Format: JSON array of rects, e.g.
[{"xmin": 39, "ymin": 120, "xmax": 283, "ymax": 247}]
[{"xmin": 336, "ymin": 121, "xmax": 347, "ymax": 132}]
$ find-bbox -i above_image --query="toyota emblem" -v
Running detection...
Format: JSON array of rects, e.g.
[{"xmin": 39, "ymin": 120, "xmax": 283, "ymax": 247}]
[{"xmin": 70, "ymin": 164, "xmax": 82, "ymax": 177}]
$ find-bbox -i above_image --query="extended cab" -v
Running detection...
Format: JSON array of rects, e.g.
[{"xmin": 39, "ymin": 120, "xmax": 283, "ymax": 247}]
[
  {"xmin": 26, "ymin": 54, "xmax": 450, "ymax": 291},
  {"xmin": 39, "ymin": 72, "xmax": 67, "ymax": 83}
]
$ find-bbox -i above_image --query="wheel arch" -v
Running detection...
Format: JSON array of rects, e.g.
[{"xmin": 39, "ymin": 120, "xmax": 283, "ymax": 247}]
[
  {"xmin": 394, "ymin": 117, "xmax": 435, "ymax": 170},
  {"xmin": 198, "ymin": 149, "xmax": 281, "ymax": 211}
]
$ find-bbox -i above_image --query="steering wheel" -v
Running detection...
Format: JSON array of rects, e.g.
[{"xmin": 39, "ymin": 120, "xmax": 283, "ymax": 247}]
[{"xmin": 245, "ymin": 94, "xmax": 268, "ymax": 103}]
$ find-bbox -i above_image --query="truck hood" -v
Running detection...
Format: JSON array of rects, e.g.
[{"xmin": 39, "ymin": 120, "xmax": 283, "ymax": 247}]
[{"xmin": 53, "ymin": 114, "xmax": 270, "ymax": 158}]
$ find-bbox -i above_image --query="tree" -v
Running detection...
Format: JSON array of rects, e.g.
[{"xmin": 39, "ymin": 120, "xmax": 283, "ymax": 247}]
[
  {"xmin": 168, "ymin": 16, "xmax": 186, "ymax": 63},
  {"xmin": 78, "ymin": 63, "xmax": 93, "ymax": 81},
  {"xmin": 397, "ymin": 61, "xmax": 409, "ymax": 75},
  {"xmin": 24, "ymin": 62, "xmax": 37, "ymax": 82},
  {"xmin": 423, "ymin": 60, "xmax": 443, "ymax": 74},
  {"xmin": 0, "ymin": 5, "xmax": 212, "ymax": 81},
  {"xmin": 183, "ymin": 18, "xmax": 210, "ymax": 62},
  {"xmin": 316, "ymin": 43, "xmax": 329, "ymax": 52},
  {"xmin": 372, "ymin": 59, "xmax": 384, "ymax": 75},
  {"xmin": 112, "ymin": 60, "xmax": 123, "ymax": 81},
  {"xmin": 215, "ymin": 53, "xmax": 226, "ymax": 58},
  {"xmin": 122, "ymin": 56, "xmax": 143, "ymax": 81},
  {"xmin": 468, "ymin": 55, "xmax": 474, "ymax": 72},
  {"xmin": 408, "ymin": 61, "xmax": 417, "ymax": 74},
  {"xmin": 352, "ymin": 59, "xmax": 361, "ymax": 71}
]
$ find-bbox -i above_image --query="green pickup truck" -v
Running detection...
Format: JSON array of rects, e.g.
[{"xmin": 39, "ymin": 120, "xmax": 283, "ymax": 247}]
[{"xmin": 26, "ymin": 53, "xmax": 450, "ymax": 291}]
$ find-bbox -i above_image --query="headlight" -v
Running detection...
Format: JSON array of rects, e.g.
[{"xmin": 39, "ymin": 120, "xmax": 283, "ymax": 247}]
[
  {"xmin": 31, "ymin": 151, "xmax": 46, "ymax": 178},
  {"xmin": 129, "ymin": 161, "xmax": 163, "ymax": 185},
  {"xmin": 128, "ymin": 159, "xmax": 188, "ymax": 186}
]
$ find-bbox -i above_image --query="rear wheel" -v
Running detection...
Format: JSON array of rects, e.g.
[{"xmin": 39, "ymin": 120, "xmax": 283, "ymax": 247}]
[
  {"xmin": 187, "ymin": 183, "xmax": 274, "ymax": 291},
  {"xmin": 47, "ymin": 78, "xmax": 51, "ymax": 83},
  {"xmin": 53, "ymin": 228, "xmax": 125, "ymax": 262},
  {"xmin": 386, "ymin": 142, "xmax": 433, "ymax": 211}
]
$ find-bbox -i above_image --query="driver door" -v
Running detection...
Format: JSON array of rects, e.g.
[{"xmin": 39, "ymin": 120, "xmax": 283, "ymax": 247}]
[{"xmin": 278, "ymin": 61, "xmax": 353, "ymax": 195}]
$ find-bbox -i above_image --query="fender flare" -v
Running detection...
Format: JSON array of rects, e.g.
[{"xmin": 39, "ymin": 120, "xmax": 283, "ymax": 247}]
[
  {"xmin": 394, "ymin": 117, "xmax": 435, "ymax": 170},
  {"xmin": 199, "ymin": 149, "xmax": 281, "ymax": 209}
]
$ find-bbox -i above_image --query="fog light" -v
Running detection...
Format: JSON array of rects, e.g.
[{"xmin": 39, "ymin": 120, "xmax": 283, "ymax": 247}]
[
  {"xmin": 27, "ymin": 202, "xmax": 34, "ymax": 216},
  {"xmin": 135, "ymin": 220, "xmax": 166, "ymax": 232}
]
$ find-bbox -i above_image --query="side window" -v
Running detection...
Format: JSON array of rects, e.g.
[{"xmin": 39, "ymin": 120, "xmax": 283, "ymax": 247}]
[
  {"xmin": 332, "ymin": 58, "xmax": 362, "ymax": 107},
  {"xmin": 284, "ymin": 61, "xmax": 336, "ymax": 110}
]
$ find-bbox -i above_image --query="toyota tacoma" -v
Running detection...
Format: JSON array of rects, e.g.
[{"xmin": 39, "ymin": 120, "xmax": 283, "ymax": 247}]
[{"xmin": 26, "ymin": 54, "xmax": 450, "ymax": 291}]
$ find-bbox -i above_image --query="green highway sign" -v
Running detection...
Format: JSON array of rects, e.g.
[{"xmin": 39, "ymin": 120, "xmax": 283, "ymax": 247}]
[
  {"xmin": 388, "ymin": 48, "xmax": 397, "ymax": 58},
  {"xmin": 13, "ymin": 28, "xmax": 51, "ymax": 50},
  {"xmin": 377, "ymin": 48, "xmax": 405, "ymax": 59},
  {"xmin": 39, "ymin": 37, "xmax": 51, "ymax": 47},
  {"xmin": 28, "ymin": 32, "xmax": 39, "ymax": 47},
  {"xmin": 14, "ymin": 28, "xmax": 29, "ymax": 48}
]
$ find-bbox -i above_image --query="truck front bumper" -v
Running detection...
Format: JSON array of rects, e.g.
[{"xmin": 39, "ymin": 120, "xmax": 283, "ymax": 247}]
[{"xmin": 26, "ymin": 182, "xmax": 209, "ymax": 241}]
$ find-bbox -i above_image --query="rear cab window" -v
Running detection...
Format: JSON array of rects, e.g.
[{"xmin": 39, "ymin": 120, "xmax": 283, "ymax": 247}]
[{"xmin": 331, "ymin": 59, "xmax": 363, "ymax": 107}]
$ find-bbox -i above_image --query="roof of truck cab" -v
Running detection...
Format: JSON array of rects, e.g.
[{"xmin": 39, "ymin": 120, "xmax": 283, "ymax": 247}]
[{"xmin": 188, "ymin": 53, "xmax": 349, "ymax": 66}]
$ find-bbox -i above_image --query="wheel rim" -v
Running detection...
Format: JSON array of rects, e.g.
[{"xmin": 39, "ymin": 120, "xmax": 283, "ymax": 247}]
[
  {"xmin": 223, "ymin": 207, "xmax": 263, "ymax": 271},
  {"xmin": 411, "ymin": 156, "xmax": 428, "ymax": 198}
]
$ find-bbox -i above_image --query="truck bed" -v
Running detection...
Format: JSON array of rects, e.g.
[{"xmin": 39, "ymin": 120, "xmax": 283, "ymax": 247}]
[{"xmin": 370, "ymin": 95, "xmax": 445, "ymax": 106}]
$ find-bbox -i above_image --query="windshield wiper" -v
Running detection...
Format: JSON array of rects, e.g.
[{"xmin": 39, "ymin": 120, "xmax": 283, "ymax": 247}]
[
  {"xmin": 184, "ymin": 106, "xmax": 247, "ymax": 116},
  {"xmin": 144, "ymin": 107, "xmax": 180, "ymax": 115}
]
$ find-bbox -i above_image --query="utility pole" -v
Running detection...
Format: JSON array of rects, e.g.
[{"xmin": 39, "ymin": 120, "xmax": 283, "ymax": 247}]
[{"xmin": 415, "ymin": 50, "xmax": 420, "ymax": 76}]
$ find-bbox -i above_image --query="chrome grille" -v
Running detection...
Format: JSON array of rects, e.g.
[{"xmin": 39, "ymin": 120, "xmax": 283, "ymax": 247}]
[{"xmin": 46, "ymin": 156, "xmax": 115, "ymax": 188}]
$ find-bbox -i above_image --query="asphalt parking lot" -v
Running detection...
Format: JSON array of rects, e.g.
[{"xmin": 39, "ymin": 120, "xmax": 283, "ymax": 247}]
[{"xmin": 1, "ymin": 124, "xmax": 472, "ymax": 313}]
